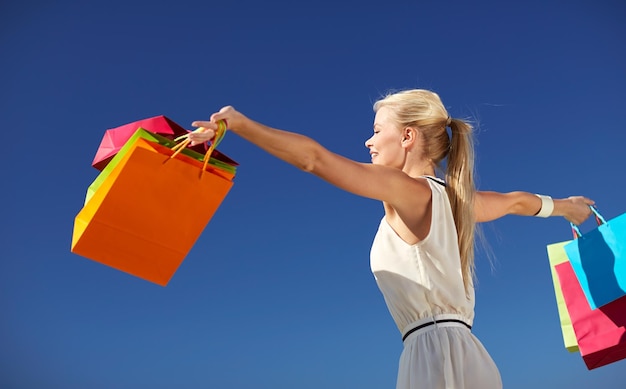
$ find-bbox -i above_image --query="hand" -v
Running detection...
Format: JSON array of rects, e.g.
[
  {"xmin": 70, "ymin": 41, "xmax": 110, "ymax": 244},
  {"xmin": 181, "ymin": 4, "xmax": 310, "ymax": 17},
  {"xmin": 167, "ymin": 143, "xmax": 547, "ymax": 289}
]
[
  {"xmin": 190, "ymin": 106, "xmax": 247, "ymax": 146},
  {"xmin": 561, "ymin": 196, "xmax": 595, "ymax": 225},
  {"xmin": 187, "ymin": 126, "xmax": 216, "ymax": 146}
]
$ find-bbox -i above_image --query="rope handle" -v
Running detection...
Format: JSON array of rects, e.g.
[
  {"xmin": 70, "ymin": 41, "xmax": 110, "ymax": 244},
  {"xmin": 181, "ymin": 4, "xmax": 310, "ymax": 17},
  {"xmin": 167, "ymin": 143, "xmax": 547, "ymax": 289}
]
[
  {"xmin": 570, "ymin": 205, "xmax": 606, "ymax": 238},
  {"xmin": 169, "ymin": 120, "xmax": 228, "ymax": 176}
]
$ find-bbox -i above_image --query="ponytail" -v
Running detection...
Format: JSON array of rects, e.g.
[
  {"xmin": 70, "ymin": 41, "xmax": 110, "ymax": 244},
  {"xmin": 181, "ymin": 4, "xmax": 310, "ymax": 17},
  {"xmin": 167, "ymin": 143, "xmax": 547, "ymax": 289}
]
[{"xmin": 446, "ymin": 119, "xmax": 476, "ymax": 294}]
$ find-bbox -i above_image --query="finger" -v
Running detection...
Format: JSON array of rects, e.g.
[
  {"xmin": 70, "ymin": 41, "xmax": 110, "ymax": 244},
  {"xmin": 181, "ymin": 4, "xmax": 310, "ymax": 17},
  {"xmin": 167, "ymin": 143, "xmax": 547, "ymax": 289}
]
[
  {"xmin": 190, "ymin": 136, "xmax": 211, "ymax": 145},
  {"xmin": 210, "ymin": 113, "xmax": 222, "ymax": 123},
  {"xmin": 191, "ymin": 120, "xmax": 215, "ymax": 129},
  {"xmin": 210, "ymin": 112, "xmax": 229, "ymax": 125},
  {"xmin": 189, "ymin": 134, "xmax": 213, "ymax": 144},
  {"xmin": 191, "ymin": 127, "xmax": 216, "ymax": 136}
]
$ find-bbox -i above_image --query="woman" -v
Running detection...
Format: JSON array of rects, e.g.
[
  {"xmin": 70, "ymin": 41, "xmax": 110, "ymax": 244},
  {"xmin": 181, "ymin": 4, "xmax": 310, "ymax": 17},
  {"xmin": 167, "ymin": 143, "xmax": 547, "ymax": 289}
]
[{"xmin": 189, "ymin": 89, "xmax": 594, "ymax": 388}]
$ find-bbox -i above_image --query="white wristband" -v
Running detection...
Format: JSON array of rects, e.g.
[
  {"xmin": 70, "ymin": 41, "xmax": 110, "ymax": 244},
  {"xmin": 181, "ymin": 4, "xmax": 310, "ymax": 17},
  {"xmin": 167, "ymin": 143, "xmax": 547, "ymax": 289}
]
[{"xmin": 535, "ymin": 194, "xmax": 554, "ymax": 218}]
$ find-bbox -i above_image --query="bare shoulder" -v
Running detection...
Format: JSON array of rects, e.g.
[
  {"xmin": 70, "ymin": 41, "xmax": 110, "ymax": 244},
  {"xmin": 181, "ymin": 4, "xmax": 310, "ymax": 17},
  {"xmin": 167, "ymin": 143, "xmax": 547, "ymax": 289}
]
[
  {"xmin": 384, "ymin": 176, "xmax": 434, "ymax": 243},
  {"xmin": 387, "ymin": 174, "xmax": 433, "ymax": 209}
]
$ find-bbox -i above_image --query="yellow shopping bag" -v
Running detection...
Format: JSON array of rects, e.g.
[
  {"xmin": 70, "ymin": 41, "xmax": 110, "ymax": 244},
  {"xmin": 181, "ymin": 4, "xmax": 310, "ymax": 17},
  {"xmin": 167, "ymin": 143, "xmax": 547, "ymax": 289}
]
[{"xmin": 547, "ymin": 241, "xmax": 579, "ymax": 352}]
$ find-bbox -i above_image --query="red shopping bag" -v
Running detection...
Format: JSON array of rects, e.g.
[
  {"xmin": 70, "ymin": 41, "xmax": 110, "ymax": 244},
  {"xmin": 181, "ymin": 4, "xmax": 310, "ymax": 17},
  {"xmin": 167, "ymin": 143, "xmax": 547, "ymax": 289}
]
[
  {"xmin": 92, "ymin": 115, "xmax": 237, "ymax": 171},
  {"xmin": 555, "ymin": 261, "xmax": 626, "ymax": 369}
]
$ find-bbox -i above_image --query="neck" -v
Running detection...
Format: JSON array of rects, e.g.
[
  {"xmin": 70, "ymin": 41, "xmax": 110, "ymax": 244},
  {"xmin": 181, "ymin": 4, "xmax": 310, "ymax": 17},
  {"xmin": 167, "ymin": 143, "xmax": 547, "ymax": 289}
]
[{"xmin": 403, "ymin": 161, "xmax": 435, "ymax": 179}]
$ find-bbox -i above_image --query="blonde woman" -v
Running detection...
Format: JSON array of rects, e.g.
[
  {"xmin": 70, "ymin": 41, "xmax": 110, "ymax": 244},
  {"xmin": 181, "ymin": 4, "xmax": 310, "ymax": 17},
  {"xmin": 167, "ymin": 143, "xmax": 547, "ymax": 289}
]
[{"xmin": 190, "ymin": 89, "xmax": 594, "ymax": 389}]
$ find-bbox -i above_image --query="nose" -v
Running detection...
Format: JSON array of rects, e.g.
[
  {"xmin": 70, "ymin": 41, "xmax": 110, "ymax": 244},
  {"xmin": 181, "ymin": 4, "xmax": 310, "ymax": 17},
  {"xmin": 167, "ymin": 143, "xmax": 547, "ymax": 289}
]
[{"xmin": 365, "ymin": 135, "xmax": 373, "ymax": 149}]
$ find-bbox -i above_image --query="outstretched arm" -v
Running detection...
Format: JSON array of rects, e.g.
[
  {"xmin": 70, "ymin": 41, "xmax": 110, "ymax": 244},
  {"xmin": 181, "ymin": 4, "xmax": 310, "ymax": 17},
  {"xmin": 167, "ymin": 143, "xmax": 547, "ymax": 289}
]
[
  {"xmin": 475, "ymin": 191, "xmax": 595, "ymax": 224},
  {"xmin": 189, "ymin": 107, "xmax": 432, "ymax": 209}
]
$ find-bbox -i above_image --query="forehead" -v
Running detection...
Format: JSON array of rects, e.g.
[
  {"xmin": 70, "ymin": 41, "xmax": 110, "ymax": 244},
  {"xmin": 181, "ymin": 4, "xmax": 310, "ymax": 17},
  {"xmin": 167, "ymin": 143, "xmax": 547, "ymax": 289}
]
[{"xmin": 374, "ymin": 106, "xmax": 395, "ymax": 127}]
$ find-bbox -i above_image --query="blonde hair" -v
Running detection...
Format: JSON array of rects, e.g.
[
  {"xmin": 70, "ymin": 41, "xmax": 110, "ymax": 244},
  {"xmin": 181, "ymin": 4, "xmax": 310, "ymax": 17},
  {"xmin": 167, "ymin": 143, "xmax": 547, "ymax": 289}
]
[{"xmin": 373, "ymin": 89, "xmax": 476, "ymax": 292}]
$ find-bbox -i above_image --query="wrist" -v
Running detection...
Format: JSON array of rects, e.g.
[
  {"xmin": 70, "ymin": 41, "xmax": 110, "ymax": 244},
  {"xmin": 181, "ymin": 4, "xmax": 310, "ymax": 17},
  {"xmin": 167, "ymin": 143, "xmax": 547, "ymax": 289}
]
[
  {"xmin": 534, "ymin": 194, "xmax": 554, "ymax": 217},
  {"xmin": 230, "ymin": 115, "xmax": 253, "ymax": 135}
]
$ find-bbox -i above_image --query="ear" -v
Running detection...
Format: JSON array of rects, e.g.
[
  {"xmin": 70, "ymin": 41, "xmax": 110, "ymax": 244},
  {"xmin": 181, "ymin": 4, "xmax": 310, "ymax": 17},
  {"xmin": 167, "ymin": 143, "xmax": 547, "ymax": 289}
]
[{"xmin": 401, "ymin": 127, "xmax": 418, "ymax": 149}]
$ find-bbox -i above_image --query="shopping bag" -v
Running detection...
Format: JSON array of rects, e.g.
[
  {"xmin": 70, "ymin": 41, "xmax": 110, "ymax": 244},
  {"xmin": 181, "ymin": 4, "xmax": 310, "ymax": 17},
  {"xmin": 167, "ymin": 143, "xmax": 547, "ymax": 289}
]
[
  {"xmin": 564, "ymin": 207, "xmax": 626, "ymax": 309},
  {"xmin": 91, "ymin": 115, "xmax": 237, "ymax": 171},
  {"xmin": 72, "ymin": 135, "xmax": 234, "ymax": 286},
  {"xmin": 546, "ymin": 241, "xmax": 580, "ymax": 352},
  {"xmin": 85, "ymin": 128, "xmax": 236, "ymax": 205},
  {"xmin": 555, "ymin": 260, "xmax": 626, "ymax": 369}
]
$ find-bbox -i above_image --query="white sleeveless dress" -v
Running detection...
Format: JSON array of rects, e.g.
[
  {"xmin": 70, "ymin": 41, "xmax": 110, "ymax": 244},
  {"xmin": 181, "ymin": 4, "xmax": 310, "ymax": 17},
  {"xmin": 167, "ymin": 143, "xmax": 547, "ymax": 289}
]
[{"xmin": 370, "ymin": 177, "xmax": 502, "ymax": 389}]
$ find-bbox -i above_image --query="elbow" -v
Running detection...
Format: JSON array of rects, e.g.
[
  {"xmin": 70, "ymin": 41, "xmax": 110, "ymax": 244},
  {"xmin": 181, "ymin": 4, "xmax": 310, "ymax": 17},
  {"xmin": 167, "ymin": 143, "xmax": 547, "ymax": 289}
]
[
  {"xmin": 299, "ymin": 154, "xmax": 318, "ymax": 173},
  {"xmin": 297, "ymin": 143, "xmax": 323, "ymax": 173},
  {"xmin": 510, "ymin": 191, "xmax": 535, "ymax": 216}
]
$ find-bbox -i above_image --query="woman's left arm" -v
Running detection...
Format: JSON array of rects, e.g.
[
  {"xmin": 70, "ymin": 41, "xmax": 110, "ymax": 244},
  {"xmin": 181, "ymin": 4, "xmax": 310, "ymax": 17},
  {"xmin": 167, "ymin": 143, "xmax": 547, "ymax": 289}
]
[{"xmin": 475, "ymin": 191, "xmax": 595, "ymax": 224}]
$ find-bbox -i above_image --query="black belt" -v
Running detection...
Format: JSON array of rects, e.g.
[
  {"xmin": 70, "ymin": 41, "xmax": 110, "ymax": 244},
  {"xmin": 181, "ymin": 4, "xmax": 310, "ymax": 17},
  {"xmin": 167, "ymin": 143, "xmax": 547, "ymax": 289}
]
[{"xmin": 402, "ymin": 319, "xmax": 472, "ymax": 342}]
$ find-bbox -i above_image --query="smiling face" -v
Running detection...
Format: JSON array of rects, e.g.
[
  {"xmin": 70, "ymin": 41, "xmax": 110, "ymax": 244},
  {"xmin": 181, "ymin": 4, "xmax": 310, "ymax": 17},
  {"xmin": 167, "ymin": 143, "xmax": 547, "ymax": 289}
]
[{"xmin": 365, "ymin": 106, "xmax": 406, "ymax": 168}]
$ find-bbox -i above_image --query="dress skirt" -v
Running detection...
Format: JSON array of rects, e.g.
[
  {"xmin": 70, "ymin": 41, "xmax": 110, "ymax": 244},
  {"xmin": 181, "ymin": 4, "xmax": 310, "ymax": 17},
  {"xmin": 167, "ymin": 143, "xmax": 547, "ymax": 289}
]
[{"xmin": 397, "ymin": 320, "xmax": 502, "ymax": 389}]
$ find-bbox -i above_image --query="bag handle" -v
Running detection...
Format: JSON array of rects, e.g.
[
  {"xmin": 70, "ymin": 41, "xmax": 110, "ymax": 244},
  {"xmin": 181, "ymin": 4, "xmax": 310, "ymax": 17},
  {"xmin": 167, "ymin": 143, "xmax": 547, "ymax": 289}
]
[
  {"xmin": 170, "ymin": 120, "xmax": 228, "ymax": 177},
  {"xmin": 570, "ymin": 205, "xmax": 607, "ymax": 238}
]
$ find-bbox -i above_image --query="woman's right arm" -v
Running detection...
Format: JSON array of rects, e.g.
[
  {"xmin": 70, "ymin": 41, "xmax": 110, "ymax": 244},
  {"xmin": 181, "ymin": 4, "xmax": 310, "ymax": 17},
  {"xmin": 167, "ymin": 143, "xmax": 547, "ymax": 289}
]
[{"xmin": 189, "ymin": 107, "xmax": 432, "ymax": 208}]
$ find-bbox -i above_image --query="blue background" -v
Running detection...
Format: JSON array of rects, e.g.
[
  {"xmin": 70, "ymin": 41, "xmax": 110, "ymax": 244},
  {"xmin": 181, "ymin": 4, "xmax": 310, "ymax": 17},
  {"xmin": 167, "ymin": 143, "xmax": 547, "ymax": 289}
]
[{"xmin": 2, "ymin": 0, "xmax": 625, "ymax": 387}]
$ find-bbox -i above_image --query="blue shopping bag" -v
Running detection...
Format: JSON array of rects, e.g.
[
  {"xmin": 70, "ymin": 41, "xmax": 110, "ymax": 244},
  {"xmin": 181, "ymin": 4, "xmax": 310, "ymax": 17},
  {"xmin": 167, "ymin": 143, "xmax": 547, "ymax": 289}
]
[{"xmin": 564, "ymin": 207, "xmax": 626, "ymax": 309}]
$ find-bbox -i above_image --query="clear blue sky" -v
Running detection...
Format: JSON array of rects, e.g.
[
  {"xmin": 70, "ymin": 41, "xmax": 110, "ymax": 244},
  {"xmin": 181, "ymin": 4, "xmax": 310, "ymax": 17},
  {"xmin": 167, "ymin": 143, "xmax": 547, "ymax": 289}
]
[{"xmin": 2, "ymin": 0, "xmax": 625, "ymax": 388}]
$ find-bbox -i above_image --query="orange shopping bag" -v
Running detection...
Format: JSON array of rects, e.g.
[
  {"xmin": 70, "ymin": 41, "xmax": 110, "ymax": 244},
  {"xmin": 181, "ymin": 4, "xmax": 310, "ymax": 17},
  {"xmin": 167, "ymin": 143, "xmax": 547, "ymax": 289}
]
[{"xmin": 72, "ymin": 131, "xmax": 235, "ymax": 286}]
